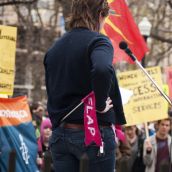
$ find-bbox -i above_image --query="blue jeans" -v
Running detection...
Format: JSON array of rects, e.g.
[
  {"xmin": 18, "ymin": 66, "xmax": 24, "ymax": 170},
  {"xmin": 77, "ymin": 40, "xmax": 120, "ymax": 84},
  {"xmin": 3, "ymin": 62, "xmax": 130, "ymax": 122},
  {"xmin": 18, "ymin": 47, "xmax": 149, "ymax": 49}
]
[{"xmin": 49, "ymin": 126, "xmax": 116, "ymax": 172}]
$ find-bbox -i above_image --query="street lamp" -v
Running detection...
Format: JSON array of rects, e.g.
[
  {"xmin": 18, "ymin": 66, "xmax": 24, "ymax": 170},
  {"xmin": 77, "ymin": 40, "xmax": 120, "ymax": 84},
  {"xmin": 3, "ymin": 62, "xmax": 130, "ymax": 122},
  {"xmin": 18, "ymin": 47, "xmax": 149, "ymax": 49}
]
[{"xmin": 138, "ymin": 17, "xmax": 152, "ymax": 67}]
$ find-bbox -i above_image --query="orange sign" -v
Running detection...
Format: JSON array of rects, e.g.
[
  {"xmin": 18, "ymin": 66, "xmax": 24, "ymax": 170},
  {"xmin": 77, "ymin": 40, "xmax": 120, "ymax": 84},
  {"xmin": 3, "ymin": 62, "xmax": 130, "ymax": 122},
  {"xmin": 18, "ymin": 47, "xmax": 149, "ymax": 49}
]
[{"xmin": 0, "ymin": 96, "xmax": 32, "ymax": 127}]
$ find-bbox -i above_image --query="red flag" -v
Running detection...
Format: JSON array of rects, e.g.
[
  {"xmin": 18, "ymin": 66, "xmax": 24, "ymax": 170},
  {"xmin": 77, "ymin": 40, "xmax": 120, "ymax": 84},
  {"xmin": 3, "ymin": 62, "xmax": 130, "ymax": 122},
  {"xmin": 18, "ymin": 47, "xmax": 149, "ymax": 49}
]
[
  {"xmin": 82, "ymin": 91, "xmax": 102, "ymax": 146},
  {"xmin": 102, "ymin": 0, "xmax": 148, "ymax": 63}
]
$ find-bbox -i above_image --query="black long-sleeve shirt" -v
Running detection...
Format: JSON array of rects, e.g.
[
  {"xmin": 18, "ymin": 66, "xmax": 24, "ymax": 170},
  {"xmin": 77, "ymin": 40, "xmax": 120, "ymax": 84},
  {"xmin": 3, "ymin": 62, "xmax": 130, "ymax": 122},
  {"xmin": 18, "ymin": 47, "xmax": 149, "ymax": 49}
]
[{"xmin": 44, "ymin": 27, "xmax": 126, "ymax": 129}]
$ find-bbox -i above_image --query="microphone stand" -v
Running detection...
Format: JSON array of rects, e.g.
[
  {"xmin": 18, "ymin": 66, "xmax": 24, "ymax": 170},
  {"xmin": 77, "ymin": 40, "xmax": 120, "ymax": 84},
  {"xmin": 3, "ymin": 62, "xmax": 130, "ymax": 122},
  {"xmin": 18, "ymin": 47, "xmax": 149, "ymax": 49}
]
[
  {"xmin": 133, "ymin": 57, "xmax": 172, "ymax": 171},
  {"xmin": 134, "ymin": 58, "xmax": 172, "ymax": 106},
  {"xmin": 119, "ymin": 42, "xmax": 172, "ymax": 106},
  {"xmin": 119, "ymin": 42, "xmax": 172, "ymax": 172}
]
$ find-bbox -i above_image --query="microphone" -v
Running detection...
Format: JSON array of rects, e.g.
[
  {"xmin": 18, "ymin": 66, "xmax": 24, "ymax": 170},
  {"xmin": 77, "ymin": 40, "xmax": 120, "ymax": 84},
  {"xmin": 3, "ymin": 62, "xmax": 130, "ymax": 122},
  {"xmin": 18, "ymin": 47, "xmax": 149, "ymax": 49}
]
[
  {"xmin": 119, "ymin": 41, "xmax": 136, "ymax": 62},
  {"xmin": 119, "ymin": 41, "xmax": 127, "ymax": 50}
]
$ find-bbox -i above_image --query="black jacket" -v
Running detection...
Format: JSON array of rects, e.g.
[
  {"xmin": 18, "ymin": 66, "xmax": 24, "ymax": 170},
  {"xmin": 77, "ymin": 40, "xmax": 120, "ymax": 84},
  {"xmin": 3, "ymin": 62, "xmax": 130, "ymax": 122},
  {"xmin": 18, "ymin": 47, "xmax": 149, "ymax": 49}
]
[{"xmin": 44, "ymin": 27, "xmax": 126, "ymax": 129}]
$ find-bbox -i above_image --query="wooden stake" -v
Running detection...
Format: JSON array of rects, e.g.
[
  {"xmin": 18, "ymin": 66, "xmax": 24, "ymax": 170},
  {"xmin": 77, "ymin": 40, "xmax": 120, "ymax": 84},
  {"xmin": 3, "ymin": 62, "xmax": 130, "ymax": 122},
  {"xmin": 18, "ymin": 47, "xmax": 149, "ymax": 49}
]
[{"xmin": 144, "ymin": 122, "xmax": 149, "ymax": 139}]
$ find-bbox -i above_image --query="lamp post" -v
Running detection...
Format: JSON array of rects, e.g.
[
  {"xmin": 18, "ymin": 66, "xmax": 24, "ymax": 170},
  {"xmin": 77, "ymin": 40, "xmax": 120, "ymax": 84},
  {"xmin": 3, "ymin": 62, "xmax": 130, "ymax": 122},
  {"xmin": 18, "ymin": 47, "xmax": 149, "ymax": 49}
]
[{"xmin": 138, "ymin": 17, "xmax": 152, "ymax": 67}]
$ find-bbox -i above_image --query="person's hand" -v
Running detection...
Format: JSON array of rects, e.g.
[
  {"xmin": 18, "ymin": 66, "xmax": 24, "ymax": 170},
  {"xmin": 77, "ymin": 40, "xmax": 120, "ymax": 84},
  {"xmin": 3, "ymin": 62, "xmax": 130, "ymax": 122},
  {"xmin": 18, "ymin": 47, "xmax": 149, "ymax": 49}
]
[
  {"xmin": 145, "ymin": 139, "xmax": 152, "ymax": 153},
  {"xmin": 97, "ymin": 97, "xmax": 113, "ymax": 113},
  {"xmin": 37, "ymin": 157, "xmax": 43, "ymax": 165}
]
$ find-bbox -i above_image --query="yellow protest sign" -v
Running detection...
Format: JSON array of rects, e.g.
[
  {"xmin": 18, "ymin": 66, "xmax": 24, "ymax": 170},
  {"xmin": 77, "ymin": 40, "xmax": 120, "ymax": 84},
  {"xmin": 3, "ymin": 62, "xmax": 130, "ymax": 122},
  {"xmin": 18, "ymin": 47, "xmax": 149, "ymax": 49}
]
[
  {"xmin": 0, "ymin": 25, "xmax": 17, "ymax": 96},
  {"xmin": 118, "ymin": 66, "xmax": 168, "ymax": 126}
]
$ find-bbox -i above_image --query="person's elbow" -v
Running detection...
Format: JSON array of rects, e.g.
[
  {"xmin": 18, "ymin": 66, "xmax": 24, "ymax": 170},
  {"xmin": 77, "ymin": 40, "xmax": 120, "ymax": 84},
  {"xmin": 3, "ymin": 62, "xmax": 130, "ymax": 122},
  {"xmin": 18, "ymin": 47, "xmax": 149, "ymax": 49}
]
[{"xmin": 92, "ymin": 63, "xmax": 112, "ymax": 78}]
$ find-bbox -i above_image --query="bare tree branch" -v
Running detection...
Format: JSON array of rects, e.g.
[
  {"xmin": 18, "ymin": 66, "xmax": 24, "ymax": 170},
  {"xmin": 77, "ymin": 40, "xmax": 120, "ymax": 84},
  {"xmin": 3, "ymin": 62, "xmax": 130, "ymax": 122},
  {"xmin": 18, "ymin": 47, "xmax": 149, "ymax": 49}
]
[
  {"xmin": 14, "ymin": 5, "xmax": 27, "ymax": 25},
  {"xmin": 34, "ymin": 4, "xmax": 44, "ymax": 27},
  {"xmin": 155, "ymin": 45, "xmax": 172, "ymax": 65},
  {"xmin": 158, "ymin": 28, "xmax": 172, "ymax": 33},
  {"xmin": 0, "ymin": 0, "xmax": 38, "ymax": 6},
  {"xmin": 167, "ymin": 0, "xmax": 172, "ymax": 8},
  {"xmin": 151, "ymin": 32, "xmax": 172, "ymax": 44}
]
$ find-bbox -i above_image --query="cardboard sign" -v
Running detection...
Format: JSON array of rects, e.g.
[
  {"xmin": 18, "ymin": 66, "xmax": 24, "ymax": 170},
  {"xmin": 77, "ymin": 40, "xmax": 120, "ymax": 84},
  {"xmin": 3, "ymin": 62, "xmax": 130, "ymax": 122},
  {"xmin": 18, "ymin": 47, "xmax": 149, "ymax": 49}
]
[
  {"xmin": 0, "ymin": 25, "xmax": 17, "ymax": 95},
  {"xmin": 118, "ymin": 66, "xmax": 168, "ymax": 126}
]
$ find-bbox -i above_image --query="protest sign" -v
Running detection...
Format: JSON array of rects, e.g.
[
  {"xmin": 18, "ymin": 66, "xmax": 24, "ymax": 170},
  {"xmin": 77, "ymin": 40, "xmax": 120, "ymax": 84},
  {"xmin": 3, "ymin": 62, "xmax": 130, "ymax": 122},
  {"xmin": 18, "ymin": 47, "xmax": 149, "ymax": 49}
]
[
  {"xmin": 0, "ymin": 25, "xmax": 17, "ymax": 95},
  {"xmin": 118, "ymin": 66, "xmax": 168, "ymax": 126},
  {"xmin": 0, "ymin": 96, "xmax": 39, "ymax": 172}
]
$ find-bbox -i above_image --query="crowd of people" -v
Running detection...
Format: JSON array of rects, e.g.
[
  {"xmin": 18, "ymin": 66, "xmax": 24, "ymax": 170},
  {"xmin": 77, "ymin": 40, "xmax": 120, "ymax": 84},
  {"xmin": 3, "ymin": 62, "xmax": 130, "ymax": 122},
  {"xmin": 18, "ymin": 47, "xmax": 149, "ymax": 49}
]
[
  {"xmin": 29, "ymin": 102, "xmax": 54, "ymax": 172},
  {"xmin": 27, "ymin": 0, "xmax": 172, "ymax": 172},
  {"xmin": 116, "ymin": 116, "xmax": 172, "ymax": 172},
  {"xmin": 29, "ymin": 101, "xmax": 172, "ymax": 172}
]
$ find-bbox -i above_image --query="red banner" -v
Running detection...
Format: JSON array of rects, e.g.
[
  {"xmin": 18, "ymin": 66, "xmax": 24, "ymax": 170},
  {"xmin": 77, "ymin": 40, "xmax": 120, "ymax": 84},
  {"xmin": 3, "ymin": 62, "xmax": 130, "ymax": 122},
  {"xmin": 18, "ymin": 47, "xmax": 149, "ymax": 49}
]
[
  {"xmin": 103, "ymin": 0, "xmax": 148, "ymax": 63},
  {"xmin": 82, "ymin": 91, "xmax": 102, "ymax": 146}
]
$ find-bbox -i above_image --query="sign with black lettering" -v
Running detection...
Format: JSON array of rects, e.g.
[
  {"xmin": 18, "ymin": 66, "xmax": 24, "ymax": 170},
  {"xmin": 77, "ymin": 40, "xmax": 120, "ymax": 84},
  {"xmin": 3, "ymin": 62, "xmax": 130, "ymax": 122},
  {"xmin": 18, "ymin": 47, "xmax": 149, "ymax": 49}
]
[
  {"xmin": 0, "ymin": 25, "xmax": 17, "ymax": 95},
  {"xmin": 118, "ymin": 66, "xmax": 168, "ymax": 126}
]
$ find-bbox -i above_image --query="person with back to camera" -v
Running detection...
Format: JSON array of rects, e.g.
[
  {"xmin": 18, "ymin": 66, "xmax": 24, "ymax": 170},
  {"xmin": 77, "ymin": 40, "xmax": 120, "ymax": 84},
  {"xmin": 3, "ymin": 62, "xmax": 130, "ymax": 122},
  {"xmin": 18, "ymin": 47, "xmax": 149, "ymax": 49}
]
[{"xmin": 44, "ymin": 0, "xmax": 126, "ymax": 171}]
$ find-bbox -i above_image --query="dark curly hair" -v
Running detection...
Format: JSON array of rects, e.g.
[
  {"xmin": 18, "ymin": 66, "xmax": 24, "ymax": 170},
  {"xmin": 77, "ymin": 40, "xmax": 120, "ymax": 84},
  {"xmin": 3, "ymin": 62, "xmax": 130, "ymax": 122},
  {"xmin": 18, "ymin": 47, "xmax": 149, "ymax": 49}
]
[{"xmin": 69, "ymin": 0, "xmax": 109, "ymax": 32}]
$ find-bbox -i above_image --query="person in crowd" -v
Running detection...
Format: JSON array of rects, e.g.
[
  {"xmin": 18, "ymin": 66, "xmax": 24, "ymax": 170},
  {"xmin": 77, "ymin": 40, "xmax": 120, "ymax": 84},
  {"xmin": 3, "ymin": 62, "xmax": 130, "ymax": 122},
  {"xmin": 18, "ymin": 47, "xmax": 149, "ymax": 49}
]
[
  {"xmin": 43, "ymin": 0, "xmax": 126, "ymax": 171},
  {"xmin": 120, "ymin": 125, "xmax": 145, "ymax": 172},
  {"xmin": 115, "ymin": 138, "xmax": 131, "ymax": 172},
  {"xmin": 37, "ymin": 118, "xmax": 54, "ymax": 171},
  {"xmin": 168, "ymin": 108, "xmax": 172, "ymax": 134},
  {"xmin": 30, "ymin": 102, "xmax": 45, "ymax": 139},
  {"xmin": 143, "ymin": 118, "xmax": 172, "ymax": 172}
]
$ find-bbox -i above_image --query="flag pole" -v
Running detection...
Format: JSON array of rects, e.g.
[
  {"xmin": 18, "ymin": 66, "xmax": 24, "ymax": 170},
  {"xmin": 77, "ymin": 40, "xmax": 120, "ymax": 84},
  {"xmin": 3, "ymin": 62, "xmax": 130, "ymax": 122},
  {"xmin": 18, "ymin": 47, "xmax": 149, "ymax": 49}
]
[
  {"xmin": 144, "ymin": 122, "xmax": 149, "ymax": 139},
  {"xmin": 61, "ymin": 102, "xmax": 83, "ymax": 122}
]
